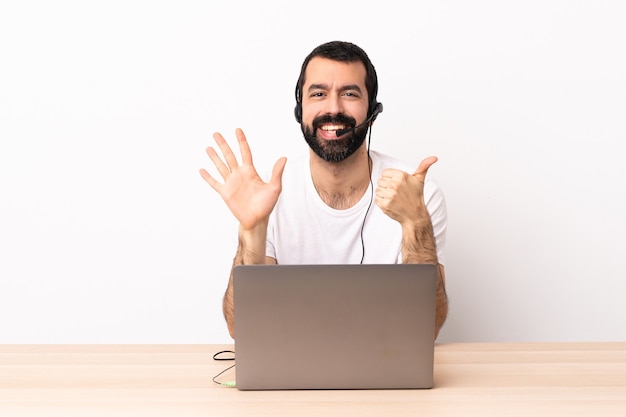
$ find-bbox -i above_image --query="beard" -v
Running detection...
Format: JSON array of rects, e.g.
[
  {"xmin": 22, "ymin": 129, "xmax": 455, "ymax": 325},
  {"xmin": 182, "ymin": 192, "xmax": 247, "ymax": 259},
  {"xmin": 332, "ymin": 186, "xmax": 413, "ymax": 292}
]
[{"xmin": 301, "ymin": 114, "xmax": 368, "ymax": 162}]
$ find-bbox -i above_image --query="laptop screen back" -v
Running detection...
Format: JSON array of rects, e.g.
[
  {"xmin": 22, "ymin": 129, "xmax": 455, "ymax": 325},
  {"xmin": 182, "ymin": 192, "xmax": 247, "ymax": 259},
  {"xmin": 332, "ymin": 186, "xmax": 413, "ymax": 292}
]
[{"xmin": 233, "ymin": 264, "xmax": 437, "ymax": 390}]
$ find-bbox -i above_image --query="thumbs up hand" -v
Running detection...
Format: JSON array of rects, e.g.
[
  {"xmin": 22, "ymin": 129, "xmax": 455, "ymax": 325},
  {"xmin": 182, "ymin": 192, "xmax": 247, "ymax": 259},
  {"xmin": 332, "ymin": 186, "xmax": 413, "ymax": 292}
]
[{"xmin": 375, "ymin": 156, "xmax": 438, "ymax": 226}]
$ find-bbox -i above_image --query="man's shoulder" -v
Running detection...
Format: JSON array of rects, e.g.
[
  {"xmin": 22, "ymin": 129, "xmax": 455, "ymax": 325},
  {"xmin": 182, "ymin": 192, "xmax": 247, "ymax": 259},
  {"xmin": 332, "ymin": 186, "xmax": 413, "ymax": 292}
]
[
  {"xmin": 281, "ymin": 152, "xmax": 308, "ymax": 176},
  {"xmin": 285, "ymin": 151, "xmax": 309, "ymax": 167},
  {"xmin": 370, "ymin": 150, "xmax": 443, "ymax": 193},
  {"xmin": 278, "ymin": 152, "xmax": 309, "ymax": 190},
  {"xmin": 370, "ymin": 150, "xmax": 413, "ymax": 172}
]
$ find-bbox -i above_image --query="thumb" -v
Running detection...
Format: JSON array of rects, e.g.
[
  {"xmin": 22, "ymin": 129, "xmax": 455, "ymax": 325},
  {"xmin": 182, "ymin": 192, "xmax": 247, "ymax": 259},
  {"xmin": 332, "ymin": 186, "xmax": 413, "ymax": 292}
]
[
  {"xmin": 413, "ymin": 156, "xmax": 438, "ymax": 177},
  {"xmin": 269, "ymin": 157, "xmax": 288, "ymax": 188}
]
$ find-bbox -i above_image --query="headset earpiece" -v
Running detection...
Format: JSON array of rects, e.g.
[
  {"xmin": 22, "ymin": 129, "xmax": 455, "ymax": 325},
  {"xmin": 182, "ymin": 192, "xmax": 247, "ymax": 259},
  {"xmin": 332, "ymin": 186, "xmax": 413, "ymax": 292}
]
[
  {"xmin": 369, "ymin": 102, "xmax": 383, "ymax": 122},
  {"xmin": 294, "ymin": 83, "xmax": 303, "ymax": 123},
  {"xmin": 294, "ymin": 102, "xmax": 302, "ymax": 123}
]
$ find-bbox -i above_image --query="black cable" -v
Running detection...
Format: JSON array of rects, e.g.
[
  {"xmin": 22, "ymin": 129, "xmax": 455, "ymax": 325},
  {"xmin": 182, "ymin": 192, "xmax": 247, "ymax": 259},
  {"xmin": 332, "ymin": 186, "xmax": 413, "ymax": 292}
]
[
  {"xmin": 359, "ymin": 127, "xmax": 374, "ymax": 264},
  {"xmin": 212, "ymin": 350, "xmax": 236, "ymax": 387},
  {"xmin": 212, "ymin": 350, "xmax": 235, "ymax": 361}
]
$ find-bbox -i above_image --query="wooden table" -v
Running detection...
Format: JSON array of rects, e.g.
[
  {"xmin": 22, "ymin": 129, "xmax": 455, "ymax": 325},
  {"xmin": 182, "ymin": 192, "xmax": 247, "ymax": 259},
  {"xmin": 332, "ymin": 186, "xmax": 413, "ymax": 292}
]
[{"xmin": 1, "ymin": 343, "xmax": 625, "ymax": 416}]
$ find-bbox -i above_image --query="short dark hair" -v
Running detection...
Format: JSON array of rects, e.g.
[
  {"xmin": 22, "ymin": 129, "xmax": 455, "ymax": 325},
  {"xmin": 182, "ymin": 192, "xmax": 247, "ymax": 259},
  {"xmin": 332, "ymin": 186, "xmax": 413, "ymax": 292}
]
[{"xmin": 294, "ymin": 41, "xmax": 379, "ymax": 116}]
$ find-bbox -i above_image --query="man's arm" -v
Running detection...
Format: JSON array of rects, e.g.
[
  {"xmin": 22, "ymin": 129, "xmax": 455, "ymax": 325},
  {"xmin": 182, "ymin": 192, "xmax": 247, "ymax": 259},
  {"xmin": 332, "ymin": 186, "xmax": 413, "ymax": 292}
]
[
  {"xmin": 375, "ymin": 156, "xmax": 448, "ymax": 339},
  {"xmin": 199, "ymin": 129, "xmax": 286, "ymax": 339},
  {"xmin": 223, "ymin": 223, "xmax": 276, "ymax": 339},
  {"xmin": 401, "ymin": 219, "xmax": 448, "ymax": 339}
]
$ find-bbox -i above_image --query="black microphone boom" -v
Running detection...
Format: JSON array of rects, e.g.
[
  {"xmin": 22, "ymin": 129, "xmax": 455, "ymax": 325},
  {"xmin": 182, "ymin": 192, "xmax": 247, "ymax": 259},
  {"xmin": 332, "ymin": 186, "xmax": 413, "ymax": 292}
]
[
  {"xmin": 335, "ymin": 103, "xmax": 383, "ymax": 137},
  {"xmin": 335, "ymin": 115, "xmax": 373, "ymax": 137}
]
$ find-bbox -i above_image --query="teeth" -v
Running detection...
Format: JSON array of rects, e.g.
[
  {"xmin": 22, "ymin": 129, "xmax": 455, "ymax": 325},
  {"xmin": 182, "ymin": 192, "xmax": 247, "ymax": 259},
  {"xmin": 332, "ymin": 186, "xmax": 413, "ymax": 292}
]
[{"xmin": 320, "ymin": 125, "xmax": 345, "ymax": 131}]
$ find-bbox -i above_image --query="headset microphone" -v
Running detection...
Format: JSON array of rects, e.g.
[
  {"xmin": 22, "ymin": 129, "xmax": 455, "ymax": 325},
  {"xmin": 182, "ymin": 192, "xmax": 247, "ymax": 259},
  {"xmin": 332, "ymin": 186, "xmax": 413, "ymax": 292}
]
[{"xmin": 335, "ymin": 103, "xmax": 383, "ymax": 137}]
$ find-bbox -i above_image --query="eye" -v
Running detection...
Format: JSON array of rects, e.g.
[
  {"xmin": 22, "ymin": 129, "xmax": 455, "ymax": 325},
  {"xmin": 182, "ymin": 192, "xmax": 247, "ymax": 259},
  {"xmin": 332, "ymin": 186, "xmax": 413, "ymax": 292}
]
[{"xmin": 341, "ymin": 89, "xmax": 361, "ymax": 99}]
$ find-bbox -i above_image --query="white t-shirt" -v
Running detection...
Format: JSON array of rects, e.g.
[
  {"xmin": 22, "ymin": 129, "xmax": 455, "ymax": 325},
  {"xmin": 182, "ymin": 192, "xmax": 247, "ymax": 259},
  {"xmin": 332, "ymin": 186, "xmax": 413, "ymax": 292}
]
[{"xmin": 266, "ymin": 150, "xmax": 447, "ymax": 265}]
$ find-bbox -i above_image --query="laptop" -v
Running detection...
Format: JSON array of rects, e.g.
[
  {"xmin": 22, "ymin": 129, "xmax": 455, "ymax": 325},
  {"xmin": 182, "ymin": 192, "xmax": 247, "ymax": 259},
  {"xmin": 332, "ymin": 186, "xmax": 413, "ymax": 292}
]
[{"xmin": 232, "ymin": 264, "xmax": 437, "ymax": 390}]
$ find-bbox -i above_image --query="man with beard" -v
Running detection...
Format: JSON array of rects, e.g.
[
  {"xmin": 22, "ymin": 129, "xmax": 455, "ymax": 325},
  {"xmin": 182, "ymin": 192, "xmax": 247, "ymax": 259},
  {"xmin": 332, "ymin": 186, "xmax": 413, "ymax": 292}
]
[{"xmin": 200, "ymin": 41, "xmax": 448, "ymax": 339}]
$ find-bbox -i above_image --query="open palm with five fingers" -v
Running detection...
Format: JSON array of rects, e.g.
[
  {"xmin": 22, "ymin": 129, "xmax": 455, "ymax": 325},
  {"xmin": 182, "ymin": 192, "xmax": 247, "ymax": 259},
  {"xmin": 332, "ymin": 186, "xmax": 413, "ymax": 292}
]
[{"xmin": 199, "ymin": 128, "xmax": 287, "ymax": 231}]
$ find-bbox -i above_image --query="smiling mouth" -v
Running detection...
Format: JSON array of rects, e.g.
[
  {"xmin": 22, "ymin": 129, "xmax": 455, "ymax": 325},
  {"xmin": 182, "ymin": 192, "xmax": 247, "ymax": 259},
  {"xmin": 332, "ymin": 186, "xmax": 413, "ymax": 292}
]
[{"xmin": 320, "ymin": 124, "xmax": 347, "ymax": 132}]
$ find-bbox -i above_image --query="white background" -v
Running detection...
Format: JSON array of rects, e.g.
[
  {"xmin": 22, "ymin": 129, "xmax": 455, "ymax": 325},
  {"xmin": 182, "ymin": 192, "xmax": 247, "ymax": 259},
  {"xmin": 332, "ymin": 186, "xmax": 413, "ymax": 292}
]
[{"xmin": 1, "ymin": 0, "xmax": 625, "ymax": 343}]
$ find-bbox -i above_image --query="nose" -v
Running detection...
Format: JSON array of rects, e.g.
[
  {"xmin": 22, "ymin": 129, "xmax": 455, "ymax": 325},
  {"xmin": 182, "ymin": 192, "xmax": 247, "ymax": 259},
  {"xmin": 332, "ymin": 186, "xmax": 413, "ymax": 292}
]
[{"xmin": 325, "ymin": 93, "xmax": 344, "ymax": 115}]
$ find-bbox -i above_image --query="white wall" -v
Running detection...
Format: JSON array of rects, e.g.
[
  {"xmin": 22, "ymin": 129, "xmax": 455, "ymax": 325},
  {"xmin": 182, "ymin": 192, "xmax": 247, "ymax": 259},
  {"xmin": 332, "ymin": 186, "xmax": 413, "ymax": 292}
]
[{"xmin": 1, "ymin": 0, "xmax": 625, "ymax": 343}]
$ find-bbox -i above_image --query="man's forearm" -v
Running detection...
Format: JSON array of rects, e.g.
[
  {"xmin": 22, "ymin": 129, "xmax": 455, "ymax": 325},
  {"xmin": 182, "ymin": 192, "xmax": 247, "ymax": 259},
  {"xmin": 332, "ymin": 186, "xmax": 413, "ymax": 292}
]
[
  {"xmin": 401, "ymin": 219, "xmax": 448, "ymax": 339},
  {"xmin": 401, "ymin": 218, "xmax": 438, "ymax": 264},
  {"xmin": 434, "ymin": 264, "xmax": 448, "ymax": 338},
  {"xmin": 223, "ymin": 222, "xmax": 269, "ymax": 339}
]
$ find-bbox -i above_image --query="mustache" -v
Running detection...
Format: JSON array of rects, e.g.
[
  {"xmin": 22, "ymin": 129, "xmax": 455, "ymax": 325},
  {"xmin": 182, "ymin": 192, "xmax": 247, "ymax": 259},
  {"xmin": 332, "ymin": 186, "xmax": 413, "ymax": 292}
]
[{"xmin": 312, "ymin": 114, "xmax": 356, "ymax": 130}]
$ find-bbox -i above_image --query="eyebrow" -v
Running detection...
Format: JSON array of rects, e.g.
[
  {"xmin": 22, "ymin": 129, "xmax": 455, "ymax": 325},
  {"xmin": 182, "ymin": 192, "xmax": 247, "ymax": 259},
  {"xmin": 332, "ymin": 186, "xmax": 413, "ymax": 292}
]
[{"xmin": 307, "ymin": 83, "xmax": 364, "ymax": 94}]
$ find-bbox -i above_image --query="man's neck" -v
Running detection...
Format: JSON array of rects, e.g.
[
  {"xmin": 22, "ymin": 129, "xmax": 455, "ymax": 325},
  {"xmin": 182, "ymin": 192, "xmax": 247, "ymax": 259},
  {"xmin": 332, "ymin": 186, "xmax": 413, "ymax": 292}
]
[{"xmin": 309, "ymin": 147, "xmax": 372, "ymax": 210}]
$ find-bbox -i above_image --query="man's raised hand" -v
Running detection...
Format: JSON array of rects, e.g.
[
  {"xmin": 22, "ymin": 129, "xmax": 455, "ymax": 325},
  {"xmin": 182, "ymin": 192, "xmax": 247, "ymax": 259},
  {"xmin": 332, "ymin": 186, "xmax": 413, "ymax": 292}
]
[{"xmin": 199, "ymin": 128, "xmax": 287, "ymax": 231}]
